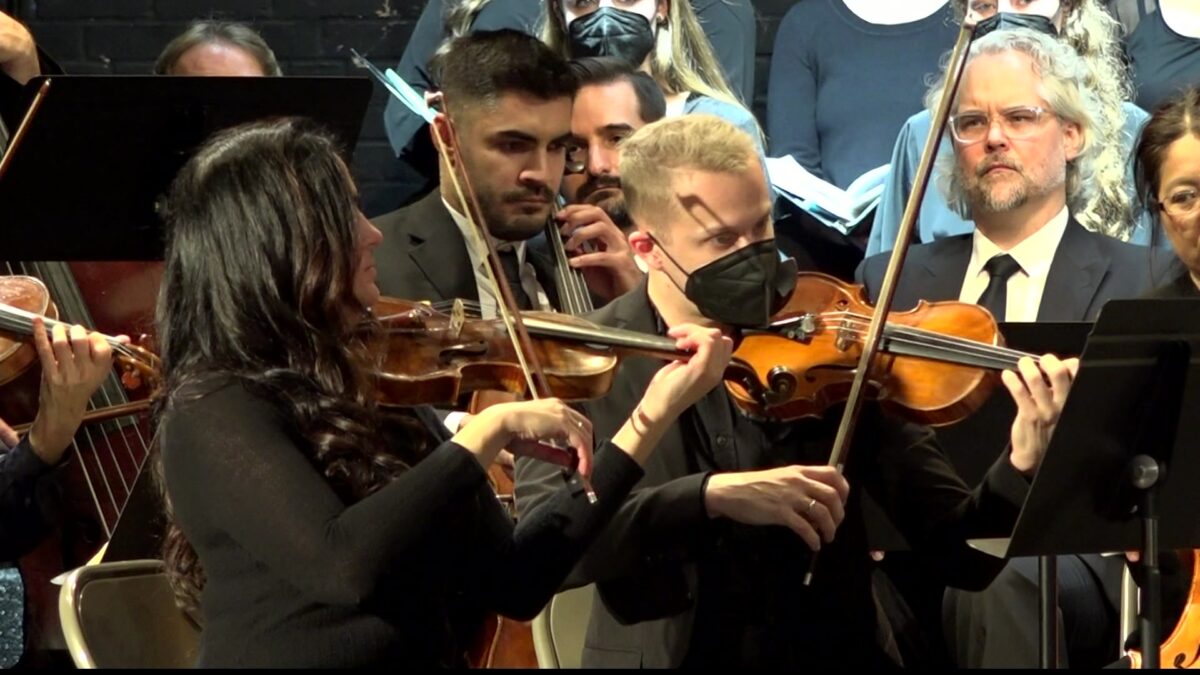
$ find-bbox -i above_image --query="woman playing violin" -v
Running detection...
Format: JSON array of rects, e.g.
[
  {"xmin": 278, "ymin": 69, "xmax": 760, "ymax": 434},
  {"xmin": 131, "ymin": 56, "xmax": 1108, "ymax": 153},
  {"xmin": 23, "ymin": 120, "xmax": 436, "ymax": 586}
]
[
  {"xmin": 153, "ymin": 117, "xmax": 731, "ymax": 668},
  {"xmin": 0, "ymin": 318, "xmax": 120, "ymax": 560}
]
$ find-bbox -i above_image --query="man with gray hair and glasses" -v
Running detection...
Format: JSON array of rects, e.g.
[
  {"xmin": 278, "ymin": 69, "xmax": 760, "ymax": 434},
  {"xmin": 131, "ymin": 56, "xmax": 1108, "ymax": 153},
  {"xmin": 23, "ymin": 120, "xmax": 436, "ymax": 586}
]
[{"xmin": 858, "ymin": 28, "xmax": 1159, "ymax": 668}]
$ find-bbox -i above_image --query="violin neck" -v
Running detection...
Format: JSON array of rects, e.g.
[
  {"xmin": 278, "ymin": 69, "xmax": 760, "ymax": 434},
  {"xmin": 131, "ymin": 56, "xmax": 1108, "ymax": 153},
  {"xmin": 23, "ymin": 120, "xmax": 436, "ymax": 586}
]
[
  {"xmin": 879, "ymin": 323, "xmax": 1031, "ymax": 371},
  {"xmin": 0, "ymin": 302, "xmax": 131, "ymax": 357},
  {"xmin": 521, "ymin": 316, "xmax": 685, "ymax": 359}
]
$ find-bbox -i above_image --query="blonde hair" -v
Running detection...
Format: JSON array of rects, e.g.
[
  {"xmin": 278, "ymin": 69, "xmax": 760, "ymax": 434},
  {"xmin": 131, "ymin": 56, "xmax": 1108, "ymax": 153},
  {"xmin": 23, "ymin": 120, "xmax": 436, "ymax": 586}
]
[
  {"xmin": 541, "ymin": 0, "xmax": 745, "ymax": 110},
  {"xmin": 445, "ymin": 0, "xmax": 492, "ymax": 37},
  {"xmin": 934, "ymin": 30, "xmax": 1103, "ymax": 220},
  {"xmin": 947, "ymin": 0, "xmax": 1135, "ymax": 236},
  {"xmin": 619, "ymin": 114, "xmax": 757, "ymax": 231}
]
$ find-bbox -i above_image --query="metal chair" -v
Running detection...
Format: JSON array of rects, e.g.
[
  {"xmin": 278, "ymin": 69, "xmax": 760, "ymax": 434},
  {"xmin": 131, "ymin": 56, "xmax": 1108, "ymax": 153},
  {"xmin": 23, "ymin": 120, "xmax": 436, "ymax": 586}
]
[
  {"xmin": 58, "ymin": 559, "xmax": 200, "ymax": 668},
  {"xmin": 531, "ymin": 584, "xmax": 595, "ymax": 668}
]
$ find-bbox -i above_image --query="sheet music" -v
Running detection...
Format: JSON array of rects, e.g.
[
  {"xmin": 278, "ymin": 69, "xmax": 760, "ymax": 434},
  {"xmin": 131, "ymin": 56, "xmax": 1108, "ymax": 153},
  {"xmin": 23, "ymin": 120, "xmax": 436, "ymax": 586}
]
[{"xmin": 766, "ymin": 155, "xmax": 889, "ymax": 234}]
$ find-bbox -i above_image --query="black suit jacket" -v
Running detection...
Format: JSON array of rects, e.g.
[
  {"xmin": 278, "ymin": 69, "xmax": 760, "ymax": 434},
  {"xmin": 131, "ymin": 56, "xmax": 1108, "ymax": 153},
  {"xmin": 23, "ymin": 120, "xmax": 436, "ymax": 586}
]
[
  {"xmin": 1147, "ymin": 270, "xmax": 1200, "ymax": 299},
  {"xmin": 513, "ymin": 280, "xmax": 1031, "ymax": 668},
  {"xmin": 855, "ymin": 218, "xmax": 1158, "ymax": 321},
  {"xmin": 372, "ymin": 191, "xmax": 568, "ymax": 311},
  {"xmin": 856, "ymin": 218, "xmax": 1158, "ymax": 616}
]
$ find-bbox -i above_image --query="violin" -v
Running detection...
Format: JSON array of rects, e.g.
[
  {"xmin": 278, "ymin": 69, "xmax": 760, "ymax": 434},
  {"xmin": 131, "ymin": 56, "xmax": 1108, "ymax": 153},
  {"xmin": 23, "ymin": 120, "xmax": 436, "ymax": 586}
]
[
  {"xmin": 0, "ymin": 275, "xmax": 160, "ymax": 398},
  {"xmin": 368, "ymin": 272, "xmax": 1038, "ymax": 426}
]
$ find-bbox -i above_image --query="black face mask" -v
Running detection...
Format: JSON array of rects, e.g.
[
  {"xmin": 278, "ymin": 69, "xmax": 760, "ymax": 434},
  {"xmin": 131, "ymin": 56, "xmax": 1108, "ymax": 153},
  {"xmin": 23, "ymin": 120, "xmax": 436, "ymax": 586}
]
[
  {"xmin": 975, "ymin": 12, "xmax": 1059, "ymax": 39},
  {"xmin": 566, "ymin": 6, "xmax": 656, "ymax": 66},
  {"xmin": 651, "ymin": 236, "xmax": 797, "ymax": 328}
]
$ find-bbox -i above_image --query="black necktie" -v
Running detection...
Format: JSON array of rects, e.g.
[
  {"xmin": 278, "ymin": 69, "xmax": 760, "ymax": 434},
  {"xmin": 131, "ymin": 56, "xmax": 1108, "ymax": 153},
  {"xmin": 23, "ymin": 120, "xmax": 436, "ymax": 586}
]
[
  {"xmin": 975, "ymin": 253, "xmax": 1022, "ymax": 321},
  {"xmin": 497, "ymin": 249, "xmax": 532, "ymax": 311}
]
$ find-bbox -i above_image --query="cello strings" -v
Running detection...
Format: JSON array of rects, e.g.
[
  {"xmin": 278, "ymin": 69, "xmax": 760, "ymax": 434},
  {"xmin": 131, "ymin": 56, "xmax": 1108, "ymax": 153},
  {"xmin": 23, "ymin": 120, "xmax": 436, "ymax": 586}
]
[
  {"xmin": 24, "ymin": 257, "xmax": 118, "ymax": 535},
  {"xmin": 0, "ymin": 296, "xmax": 152, "ymax": 511},
  {"xmin": 8, "ymin": 262, "xmax": 152, "ymax": 534}
]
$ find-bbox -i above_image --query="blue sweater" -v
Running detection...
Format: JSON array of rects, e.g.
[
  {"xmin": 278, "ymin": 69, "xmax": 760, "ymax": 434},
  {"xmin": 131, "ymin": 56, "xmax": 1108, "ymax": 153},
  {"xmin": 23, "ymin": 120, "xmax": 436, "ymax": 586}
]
[
  {"xmin": 1126, "ymin": 8, "xmax": 1200, "ymax": 112},
  {"xmin": 766, "ymin": 0, "xmax": 957, "ymax": 190}
]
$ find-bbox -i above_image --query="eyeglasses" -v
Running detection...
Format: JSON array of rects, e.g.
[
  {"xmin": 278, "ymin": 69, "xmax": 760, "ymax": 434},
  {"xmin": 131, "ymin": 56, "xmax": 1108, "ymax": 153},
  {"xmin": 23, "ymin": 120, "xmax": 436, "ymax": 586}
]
[
  {"xmin": 948, "ymin": 106, "xmax": 1055, "ymax": 145},
  {"xmin": 1158, "ymin": 188, "xmax": 1200, "ymax": 219},
  {"xmin": 565, "ymin": 144, "xmax": 586, "ymax": 175}
]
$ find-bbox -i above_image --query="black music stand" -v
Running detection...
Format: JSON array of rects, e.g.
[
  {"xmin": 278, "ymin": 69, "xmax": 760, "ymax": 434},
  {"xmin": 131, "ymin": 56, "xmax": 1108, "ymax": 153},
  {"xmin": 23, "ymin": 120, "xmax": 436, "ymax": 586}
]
[
  {"xmin": 0, "ymin": 75, "xmax": 373, "ymax": 260},
  {"xmin": 968, "ymin": 298, "xmax": 1200, "ymax": 669}
]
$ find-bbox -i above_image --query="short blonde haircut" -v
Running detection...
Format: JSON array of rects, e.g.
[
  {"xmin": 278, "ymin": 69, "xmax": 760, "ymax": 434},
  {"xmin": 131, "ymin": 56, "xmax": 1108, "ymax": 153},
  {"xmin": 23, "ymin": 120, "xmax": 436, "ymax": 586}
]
[{"xmin": 619, "ymin": 114, "xmax": 757, "ymax": 231}]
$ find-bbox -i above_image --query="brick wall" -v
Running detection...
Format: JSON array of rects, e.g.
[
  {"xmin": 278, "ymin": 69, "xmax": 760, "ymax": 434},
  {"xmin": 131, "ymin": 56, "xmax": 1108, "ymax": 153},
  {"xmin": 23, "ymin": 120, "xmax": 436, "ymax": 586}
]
[{"xmin": 13, "ymin": 0, "xmax": 798, "ymax": 216}]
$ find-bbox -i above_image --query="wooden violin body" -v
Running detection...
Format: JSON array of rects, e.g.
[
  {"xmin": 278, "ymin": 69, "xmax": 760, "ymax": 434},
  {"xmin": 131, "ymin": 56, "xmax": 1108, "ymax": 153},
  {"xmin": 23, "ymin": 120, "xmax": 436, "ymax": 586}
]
[
  {"xmin": 370, "ymin": 273, "xmax": 1031, "ymax": 427},
  {"xmin": 371, "ymin": 297, "xmax": 631, "ymax": 407},
  {"xmin": 730, "ymin": 273, "xmax": 1013, "ymax": 426}
]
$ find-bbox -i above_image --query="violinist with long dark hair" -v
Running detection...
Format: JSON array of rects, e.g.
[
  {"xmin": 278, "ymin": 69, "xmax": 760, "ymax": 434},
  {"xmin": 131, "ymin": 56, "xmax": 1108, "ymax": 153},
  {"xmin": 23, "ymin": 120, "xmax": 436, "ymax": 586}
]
[{"xmin": 153, "ymin": 117, "xmax": 730, "ymax": 668}]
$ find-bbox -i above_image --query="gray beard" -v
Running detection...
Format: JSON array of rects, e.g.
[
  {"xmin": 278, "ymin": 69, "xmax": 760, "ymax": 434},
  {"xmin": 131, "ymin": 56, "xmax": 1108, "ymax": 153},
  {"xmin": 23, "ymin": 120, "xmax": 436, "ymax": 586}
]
[{"xmin": 969, "ymin": 180, "xmax": 1030, "ymax": 214}]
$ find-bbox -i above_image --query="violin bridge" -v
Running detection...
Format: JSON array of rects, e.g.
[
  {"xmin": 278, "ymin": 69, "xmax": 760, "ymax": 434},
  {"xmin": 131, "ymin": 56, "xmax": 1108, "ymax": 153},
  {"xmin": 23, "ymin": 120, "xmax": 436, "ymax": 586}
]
[{"xmin": 449, "ymin": 299, "xmax": 465, "ymax": 340}]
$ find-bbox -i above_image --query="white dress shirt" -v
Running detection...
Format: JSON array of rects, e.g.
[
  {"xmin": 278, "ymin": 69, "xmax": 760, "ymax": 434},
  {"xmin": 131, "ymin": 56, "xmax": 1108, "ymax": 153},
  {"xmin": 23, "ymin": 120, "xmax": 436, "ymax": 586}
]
[
  {"xmin": 443, "ymin": 198, "xmax": 551, "ymax": 318},
  {"xmin": 958, "ymin": 206, "xmax": 1070, "ymax": 323},
  {"xmin": 442, "ymin": 200, "xmax": 551, "ymax": 434}
]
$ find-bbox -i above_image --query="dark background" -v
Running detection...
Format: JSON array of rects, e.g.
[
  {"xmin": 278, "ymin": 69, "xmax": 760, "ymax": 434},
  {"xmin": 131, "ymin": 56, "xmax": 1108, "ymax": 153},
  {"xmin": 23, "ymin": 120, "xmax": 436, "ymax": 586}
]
[{"xmin": 3, "ymin": 0, "xmax": 796, "ymax": 216}]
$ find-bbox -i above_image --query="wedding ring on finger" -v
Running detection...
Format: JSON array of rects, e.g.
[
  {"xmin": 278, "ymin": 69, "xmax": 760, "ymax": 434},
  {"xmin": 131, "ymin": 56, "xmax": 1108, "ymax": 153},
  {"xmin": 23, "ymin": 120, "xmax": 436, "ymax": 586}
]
[{"xmin": 804, "ymin": 498, "xmax": 817, "ymax": 516}]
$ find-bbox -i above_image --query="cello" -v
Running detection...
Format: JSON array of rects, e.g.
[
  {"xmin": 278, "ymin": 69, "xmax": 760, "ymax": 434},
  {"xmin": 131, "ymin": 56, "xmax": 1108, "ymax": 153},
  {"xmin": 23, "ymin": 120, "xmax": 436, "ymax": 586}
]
[{"xmin": 2, "ymin": 260, "xmax": 163, "ymax": 668}]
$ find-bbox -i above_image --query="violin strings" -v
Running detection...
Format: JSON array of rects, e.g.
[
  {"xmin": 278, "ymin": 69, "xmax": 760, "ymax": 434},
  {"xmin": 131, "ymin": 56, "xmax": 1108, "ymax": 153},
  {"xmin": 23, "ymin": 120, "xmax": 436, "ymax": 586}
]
[
  {"xmin": 847, "ymin": 323, "xmax": 1024, "ymax": 370},
  {"xmin": 817, "ymin": 311, "xmax": 1029, "ymax": 369},
  {"xmin": 0, "ymin": 302, "xmax": 138, "ymax": 360},
  {"xmin": 826, "ymin": 310, "xmax": 1032, "ymax": 363},
  {"xmin": 429, "ymin": 299, "xmax": 483, "ymax": 318}
]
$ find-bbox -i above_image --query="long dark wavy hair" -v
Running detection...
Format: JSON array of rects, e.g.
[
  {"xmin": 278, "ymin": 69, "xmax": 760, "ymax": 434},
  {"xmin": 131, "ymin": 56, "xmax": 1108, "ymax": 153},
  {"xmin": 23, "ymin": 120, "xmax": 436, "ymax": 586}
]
[{"xmin": 152, "ymin": 118, "xmax": 428, "ymax": 614}]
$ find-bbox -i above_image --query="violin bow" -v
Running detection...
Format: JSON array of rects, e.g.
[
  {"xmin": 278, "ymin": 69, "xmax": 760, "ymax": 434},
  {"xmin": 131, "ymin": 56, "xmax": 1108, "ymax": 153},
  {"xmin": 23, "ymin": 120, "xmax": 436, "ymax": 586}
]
[
  {"xmin": 805, "ymin": 19, "xmax": 980, "ymax": 585},
  {"xmin": 429, "ymin": 96, "xmax": 598, "ymax": 502}
]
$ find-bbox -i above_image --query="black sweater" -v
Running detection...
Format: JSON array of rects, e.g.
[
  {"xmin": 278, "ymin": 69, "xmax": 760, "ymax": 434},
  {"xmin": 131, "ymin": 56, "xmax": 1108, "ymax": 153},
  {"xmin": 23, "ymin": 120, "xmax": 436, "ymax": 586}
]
[{"xmin": 161, "ymin": 380, "xmax": 642, "ymax": 667}]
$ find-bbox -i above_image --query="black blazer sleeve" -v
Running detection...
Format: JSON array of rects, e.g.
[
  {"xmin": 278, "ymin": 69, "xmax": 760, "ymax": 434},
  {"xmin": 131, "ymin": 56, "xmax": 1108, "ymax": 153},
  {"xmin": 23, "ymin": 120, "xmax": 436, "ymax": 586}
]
[
  {"xmin": 862, "ymin": 415, "xmax": 1030, "ymax": 591},
  {"xmin": 0, "ymin": 437, "xmax": 60, "ymax": 560},
  {"xmin": 467, "ymin": 444, "xmax": 644, "ymax": 620}
]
